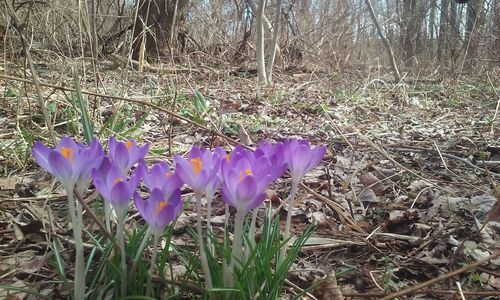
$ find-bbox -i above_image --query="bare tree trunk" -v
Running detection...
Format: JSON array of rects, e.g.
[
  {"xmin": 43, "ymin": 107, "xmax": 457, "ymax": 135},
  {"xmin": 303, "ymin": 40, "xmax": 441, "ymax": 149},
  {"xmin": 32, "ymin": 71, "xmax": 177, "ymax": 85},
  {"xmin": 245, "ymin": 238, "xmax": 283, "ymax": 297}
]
[
  {"xmin": 88, "ymin": 0, "xmax": 98, "ymax": 58},
  {"xmin": 494, "ymin": 0, "xmax": 500, "ymax": 57},
  {"xmin": 449, "ymin": 0, "xmax": 459, "ymax": 69},
  {"xmin": 463, "ymin": 0, "xmax": 484, "ymax": 70},
  {"xmin": 266, "ymin": 0, "xmax": 283, "ymax": 83},
  {"xmin": 256, "ymin": 0, "xmax": 268, "ymax": 84},
  {"xmin": 429, "ymin": 0, "xmax": 436, "ymax": 40},
  {"xmin": 246, "ymin": 0, "xmax": 281, "ymax": 63},
  {"xmin": 132, "ymin": 0, "xmax": 189, "ymax": 59},
  {"xmin": 364, "ymin": 0, "xmax": 401, "ymax": 81},
  {"xmin": 437, "ymin": 0, "xmax": 449, "ymax": 64},
  {"xmin": 402, "ymin": 0, "xmax": 416, "ymax": 66}
]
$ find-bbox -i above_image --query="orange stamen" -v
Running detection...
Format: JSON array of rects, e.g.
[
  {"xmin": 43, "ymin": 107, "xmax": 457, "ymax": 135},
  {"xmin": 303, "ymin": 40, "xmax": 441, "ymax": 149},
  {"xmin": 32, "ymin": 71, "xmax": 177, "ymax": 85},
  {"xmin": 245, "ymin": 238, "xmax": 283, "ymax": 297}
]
[
  {"xmin": 225, "ymin": 155, "xmax": 231, "ymax": 162},
  {"xmin": 113, "ymin": 177, "xmax": 123, "ymax": 185},
  {"xmin": 126, "ymin": 141, "xmax": 134, "ymax": 151},
  {"xmin": 165, "ymin": 171, "xmax": 173, "ymax": 178},
  {"xmin": 60, "ymin": 147, "xmax": 74, "ymax": 164},
  {"xmin": 239, "ymin": 168, "xmax": 252, "ymax": 181},
  {"xmin": 191, "ymin": 157, "xmax": 202, "ymax": 175},
  {"xmin": 155, "ymin": 201, "xmax": 168, "ymax": 215}
]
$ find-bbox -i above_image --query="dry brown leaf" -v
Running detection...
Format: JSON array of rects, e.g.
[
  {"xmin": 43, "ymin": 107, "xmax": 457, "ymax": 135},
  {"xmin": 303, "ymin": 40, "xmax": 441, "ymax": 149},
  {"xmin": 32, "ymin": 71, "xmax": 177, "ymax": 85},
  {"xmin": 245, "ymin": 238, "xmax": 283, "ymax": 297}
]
[
  {"xmin": 317, "ymin": 269, "xmax": 344, "ymax": 300},
  {"xmin": 359, "ymin": 172, "xmax": 386, "ymax": 196},
  {"xmin": 0, "ymin": 176, "xmax": 17, "ymax": 190}
]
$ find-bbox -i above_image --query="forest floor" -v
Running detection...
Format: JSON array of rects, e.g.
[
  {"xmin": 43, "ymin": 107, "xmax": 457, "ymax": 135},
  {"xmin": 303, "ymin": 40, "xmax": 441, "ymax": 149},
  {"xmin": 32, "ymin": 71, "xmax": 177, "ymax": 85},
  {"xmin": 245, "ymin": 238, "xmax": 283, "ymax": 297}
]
[{"xmin": 0, "ymin": 57, "xmax": 499, "ymax": 299}]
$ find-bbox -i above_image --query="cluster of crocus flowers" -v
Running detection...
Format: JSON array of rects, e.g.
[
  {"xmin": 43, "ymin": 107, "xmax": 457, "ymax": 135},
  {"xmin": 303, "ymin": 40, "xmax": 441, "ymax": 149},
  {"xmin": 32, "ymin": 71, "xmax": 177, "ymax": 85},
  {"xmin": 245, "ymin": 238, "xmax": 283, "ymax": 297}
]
[
  {"xmin": 32, "ymin": 137, "xmax": 104, "ymax": 300},
  {"xmin": 32, "ymin": 136, "xmax": 326, "ymax": 296}
]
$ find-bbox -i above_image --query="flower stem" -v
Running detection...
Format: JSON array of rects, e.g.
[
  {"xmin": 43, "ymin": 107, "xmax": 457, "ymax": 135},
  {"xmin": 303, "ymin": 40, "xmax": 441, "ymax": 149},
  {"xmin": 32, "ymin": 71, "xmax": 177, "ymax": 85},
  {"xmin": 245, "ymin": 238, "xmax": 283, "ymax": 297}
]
[
  {"xmin": 116, "ymin": 209, "xmax": 127, "ymax": 297},
  {"xmin": 104, "ymin": 201, "xmax": 111, "ymax": 233},
  {"xmin": 147, "ymin": 233, "xmax": 160, "ymax": 296},
  {"xmin": 222, "ymin": 203, "xmax": 231, "ymax": 287},
  {"xmin": 280, "ymin": 179, "xmax": 299, "ymax": 266},
  {"xmin": 195, "ymin": 193, "xmax": 212, "ymax": 289},
  {"xmin": 206, "ymin": 195, "xmax": 215, "ymax": 256},
  {"xmin": 230, "ymin": 208, "xmax": 245, "ymax": 285},
  {"xmin": 67, "ymin": 188, "xmax": 85, "ymax": 300}
]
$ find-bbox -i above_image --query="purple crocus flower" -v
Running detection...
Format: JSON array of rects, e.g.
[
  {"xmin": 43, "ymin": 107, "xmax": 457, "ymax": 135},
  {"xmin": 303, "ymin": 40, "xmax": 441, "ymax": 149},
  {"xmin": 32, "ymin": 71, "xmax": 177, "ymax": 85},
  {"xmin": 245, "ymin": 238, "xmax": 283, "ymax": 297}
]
[
  {"xmin": 108, "ymin": 137, "xmax": 149, "ymax": 173},
  {"xmin": 92, "ymin": 157, "xmax": 139, "ymax": 215},
  {"xmin": 133, "ymin": 188, "xmax": 182, "ymax": 234},
  {"xmin": 174, "ymin": 146, "xmax": 224, "ymax": 198},
  {"xmin": 137, "ymin": 161, "xmax": 183, "ymax": 198},
  {"xmin": 220, "ymin": 147, "xmax": 273, "ymax": 213},
  {"xmin": 255, "ymin": 140, "xmax": 287, "ymax": 181},
  {"xmin": 32, "ymin": 137, "xmax": 104, "ymax": 191},
  {"xmin": 283, "ymin": 139, "xmax": 326, "ymax": 183}
]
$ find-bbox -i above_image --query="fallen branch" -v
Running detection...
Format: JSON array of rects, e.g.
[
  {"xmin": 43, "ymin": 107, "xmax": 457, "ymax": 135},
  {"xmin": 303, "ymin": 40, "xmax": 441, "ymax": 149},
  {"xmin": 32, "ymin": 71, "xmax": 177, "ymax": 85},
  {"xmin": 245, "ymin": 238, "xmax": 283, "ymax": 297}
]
[{"xmin": 379, "ymin": 250, "xmax": 500, "ymax": 300}]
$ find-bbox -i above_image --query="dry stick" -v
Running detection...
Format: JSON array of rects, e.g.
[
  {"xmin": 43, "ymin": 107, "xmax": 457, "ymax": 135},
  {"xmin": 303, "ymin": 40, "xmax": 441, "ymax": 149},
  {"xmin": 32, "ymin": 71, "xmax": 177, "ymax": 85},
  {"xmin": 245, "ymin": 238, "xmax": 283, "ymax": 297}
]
[
  {"xmin": 4, "ymin": 0, "xmax": 56, "ymax": 145},
  {"xmin": 390, "ymin": 146, "xmax": 500, "ymax": 179},
  {"xmin": 379, "ymin": 250, "xmax": 500, "ymax": 300},
  {"xmin": 300, "ymin": 183, "xmax": 363, "ymax": 233},
  {"xmin": 359, "ymin": 135, "xmax": 437, "ymax": 188},
  {"xmin": 487, "ymin": 71, "xmax": 500, "ymax": 135},
  {"xmin": 0, "ymin": 74, "xmax": 240, "ymax": 147},
  {"xmin": 364, "ymin": 0, "xmax": 401, "ymax": 82},
  {"xmin": 343, "ymin": 290, "xmax": 500, "ymax": 298}
]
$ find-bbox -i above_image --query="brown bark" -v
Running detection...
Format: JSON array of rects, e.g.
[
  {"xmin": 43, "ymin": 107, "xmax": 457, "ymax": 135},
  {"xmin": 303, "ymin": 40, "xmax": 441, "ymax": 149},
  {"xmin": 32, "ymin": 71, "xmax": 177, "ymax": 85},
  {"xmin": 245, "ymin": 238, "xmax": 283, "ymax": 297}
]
[
  {"xmin": 437, "ymin": 0, "xmax": 449, "ymax": 63},
  {"xmin": 495, "ymin": 0, "xmax": 500, "ymax": 57},
  {"xmin": 449, "ymin": 0, "xmax": 459, "ymax": 68},
  {"xmin": 464, "ymin": 0, "xmax": 484, "ymax": 68},
  {"xmin": 132, "ymin": 0, "xmax": 189, "ymax": 59},
  {"xmin": 402, "ymin": 0, "xmax": 416, "ymax": 66}
]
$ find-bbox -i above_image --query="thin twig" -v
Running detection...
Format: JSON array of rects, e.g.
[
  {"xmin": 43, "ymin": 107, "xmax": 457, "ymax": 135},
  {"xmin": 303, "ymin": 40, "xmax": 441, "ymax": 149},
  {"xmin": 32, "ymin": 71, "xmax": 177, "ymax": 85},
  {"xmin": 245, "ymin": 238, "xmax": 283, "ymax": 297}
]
[
  {"xmin": 455, "ymin": 281, "xmax": 466, "ymax": 300},
  {"xmin": 342, "ymin": 290, "xmax": 500, "ymax": 298},
  {"xmin": 379, "ymin": 250, "xmax": 500, "ymax": 300},
  {"xmin": 4, "ymin": 0, "xmax": 56, "ymax": 145}
]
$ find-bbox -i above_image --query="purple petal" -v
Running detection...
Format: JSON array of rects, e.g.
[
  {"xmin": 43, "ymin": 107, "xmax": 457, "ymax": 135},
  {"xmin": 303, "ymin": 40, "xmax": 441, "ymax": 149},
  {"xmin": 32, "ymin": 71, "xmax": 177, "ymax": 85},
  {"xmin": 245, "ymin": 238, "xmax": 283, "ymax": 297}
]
[
  {"xmin": 155, "ymin": 189, "xmax": 182, "ymax": 229},
  {"xmin": 92, "ymin": 175, "xmax": 110, "ymax": 200},
  {"xmin": 290, "ymin": 144, "xmax": 311, "ymax": 177},
  {"xmin": 110, "ymin": 181, "xmax": 132, "ymax": 212},
  {"xmin": 235, "ymin": 176, "xmax": 257, "ymax": 208},
  {"xmin": 133, "ymin": 192, "xmax": 147, "ymax": 220},
  {"xmin": 188, "ymin": 146, "xmax": 204, "ymax": 160},
  {"xmin": 221, "ymin": 185, "xmax": 236, "ymax": 208},
  {"xmin": 106, "ymin": 165, "xmax": 126, "ymax": 187},
  {"xmin": 113, "ymin": 142, "xmax": 130, "ymax": 173},
  {"xmin": 247, "ymin": 192, "xmax": 266, "ymax": 211},
  {"xmin": 307, "ymin": 145, "xmax": 326, "ymax": 171},
  {"xmin": 32, "ymin": 142, "xmax": 53, "ymax": 172},
  {"xmin": 174, "ymin": 156, "xmax": 194, "ymax": 186},
  {"xmin": 131, "ymin": 143, "xmax": 149, "ymax": 165},
  {"xmin": 108, "ymin": 137, "xmax": 117, "ymax": 152},
  {"xmin": 48, "ymin": 151, "xmax": 74, "ymax": 185}
]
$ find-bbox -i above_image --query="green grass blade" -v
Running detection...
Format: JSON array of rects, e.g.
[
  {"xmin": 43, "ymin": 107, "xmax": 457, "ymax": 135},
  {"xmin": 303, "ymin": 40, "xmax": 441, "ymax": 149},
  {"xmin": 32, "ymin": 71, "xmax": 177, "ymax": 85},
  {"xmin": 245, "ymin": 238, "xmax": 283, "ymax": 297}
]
[{"xmin": 73, "ymin": 69, "xmax": 93, "ymax": 143}]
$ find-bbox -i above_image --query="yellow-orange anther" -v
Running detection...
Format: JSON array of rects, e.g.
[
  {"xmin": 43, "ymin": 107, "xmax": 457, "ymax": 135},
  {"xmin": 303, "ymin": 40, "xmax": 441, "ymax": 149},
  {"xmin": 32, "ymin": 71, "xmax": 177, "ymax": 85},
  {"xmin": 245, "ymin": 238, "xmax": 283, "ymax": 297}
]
[
  {"xmin": 113, "ymin": 177, "xmax": 123, "ymax": 185},
  {"xmin": 155, "ymin": 201, "xmax": 168, "ymax": 215},
  {"xmin": 225, "ymin": 155, "xmax": 231, "ymax": 162},
  {"xmin": 239, "ymin": 168, "xmax": 253, "ymax": 181},
  {"xmin": 165, "ymin": 172, "xmax": 173, "ymax": 178},
  {"xmin": 191, "ymin": 157, "xmax": 202, "ymax": 175},
  {"xmin": 60, "ymin": 147, "xmax": 74, "ymax": 164},
  {"xmin": 126, "ymin": 141, "xmax": 133, "ymax": 151}
]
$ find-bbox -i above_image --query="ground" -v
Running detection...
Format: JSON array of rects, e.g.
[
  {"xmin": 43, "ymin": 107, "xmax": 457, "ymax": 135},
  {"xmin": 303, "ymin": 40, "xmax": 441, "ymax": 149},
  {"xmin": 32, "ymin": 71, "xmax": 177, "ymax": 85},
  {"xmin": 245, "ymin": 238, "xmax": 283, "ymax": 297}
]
[{"xmin": 0, "ymin": 59, "xmax": 499, "ymax": 299}]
